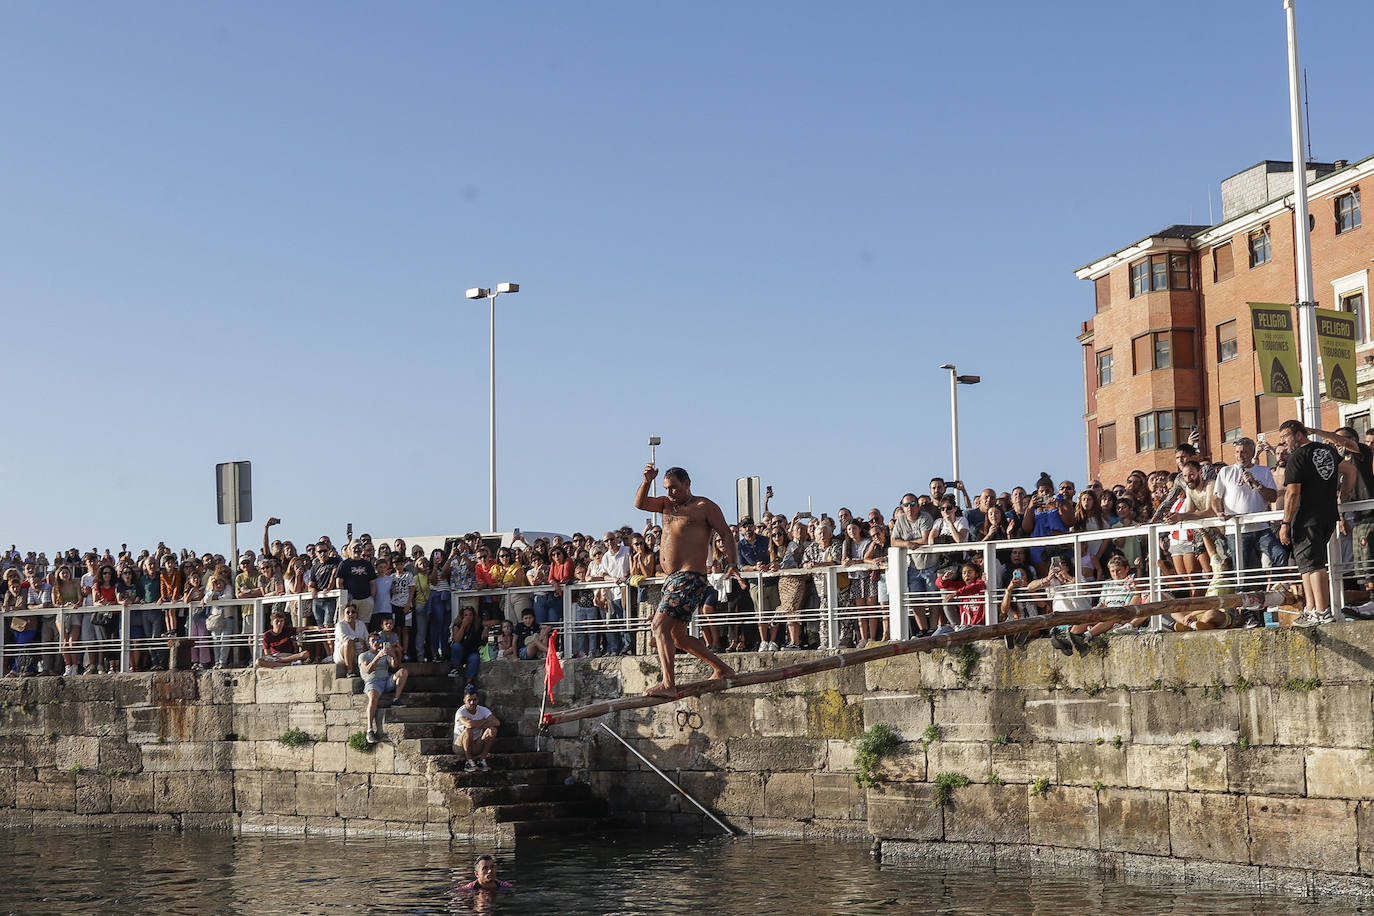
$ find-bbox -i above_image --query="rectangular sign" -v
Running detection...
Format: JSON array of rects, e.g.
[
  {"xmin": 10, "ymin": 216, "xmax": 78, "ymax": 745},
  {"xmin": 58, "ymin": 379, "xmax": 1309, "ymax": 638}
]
[
  {"xmin": 1315, "ymin": 306, "xmax": 1357, "ymax": 403},
  {"xmin": 735, "ymin": 476, "xmax": 760, "ymax": 524},
  {"xmin": 216, "ymin": 461, "xmax": 252, "ymax": 524},
  {"xmin": 1248, "ymin": 303, "xmax": 1302, "ymax": 398}
]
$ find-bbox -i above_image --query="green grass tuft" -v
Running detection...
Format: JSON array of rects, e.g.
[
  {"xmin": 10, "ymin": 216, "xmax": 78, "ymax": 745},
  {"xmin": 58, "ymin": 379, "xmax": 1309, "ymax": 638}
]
[
  {"xmin": 932, "ymin": 772, "xmax": 971, "ymax": 808},
  {"xmin": 278, "ymin": 728, "xmax": 315, "ymax": 749},
  {"xmin": 853, "ymin": 723, "xmax": 901, "ymax": 789}
]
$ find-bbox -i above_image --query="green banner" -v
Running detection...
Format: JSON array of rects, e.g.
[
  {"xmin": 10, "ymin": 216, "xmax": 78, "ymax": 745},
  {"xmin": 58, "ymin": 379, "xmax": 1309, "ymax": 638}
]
[
  {"xmin": 1249, "ymin": 303, "xmax": 1301, "ymax": 398},
  {"xmin": 1315, "ymin": 306, "xmax": 1357, "ymax": 403}
]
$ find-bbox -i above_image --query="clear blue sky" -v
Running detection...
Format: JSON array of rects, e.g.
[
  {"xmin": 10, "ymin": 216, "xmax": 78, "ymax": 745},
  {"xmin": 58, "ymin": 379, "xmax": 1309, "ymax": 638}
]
[{"xmin": 5, "ymin": 1, "xmax": 1373, "ymax": 554}]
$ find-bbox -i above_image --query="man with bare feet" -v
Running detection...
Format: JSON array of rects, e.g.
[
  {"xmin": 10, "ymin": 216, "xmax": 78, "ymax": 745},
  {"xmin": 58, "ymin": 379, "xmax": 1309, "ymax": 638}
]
[{"xmin": 634, "ymin": 464, "xmax": 736, "ymax": 697}]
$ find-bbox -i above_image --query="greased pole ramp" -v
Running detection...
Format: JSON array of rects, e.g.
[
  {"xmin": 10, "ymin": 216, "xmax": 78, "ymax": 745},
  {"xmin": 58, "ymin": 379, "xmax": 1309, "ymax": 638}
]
[{"xmin": 540, "ymin": 589, "xmax": 1288, "ymax": 728}]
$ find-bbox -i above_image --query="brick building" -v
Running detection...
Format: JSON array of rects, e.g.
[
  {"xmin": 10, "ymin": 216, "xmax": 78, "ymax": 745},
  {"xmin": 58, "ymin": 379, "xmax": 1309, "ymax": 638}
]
[{"xmin": 1076, "ymin": 155, "xmax": 1373, "ymax": 483}]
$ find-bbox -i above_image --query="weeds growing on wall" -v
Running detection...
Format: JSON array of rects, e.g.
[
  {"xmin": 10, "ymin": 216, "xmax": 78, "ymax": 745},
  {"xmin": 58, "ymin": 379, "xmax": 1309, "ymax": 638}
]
[{"xmin": 853, "ymin": 724, "xmax": 901, "ymax": 789}]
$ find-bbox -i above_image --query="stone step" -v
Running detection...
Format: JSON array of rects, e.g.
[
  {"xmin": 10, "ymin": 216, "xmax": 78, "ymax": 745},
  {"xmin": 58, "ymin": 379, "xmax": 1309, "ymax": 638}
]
[
  {"xmin": 389, "ymin": 692, "xmax": 459, "ymax": 708},
  {"xmin": 509, "ymin": 816, "xmax": 609, "ymax": 840},
  {"xmin": 385, "ymin": 706, "xmax": 455, "ymax": 723},
  {"xmin": 487, "ymin": 799, "xmax": 605, "ymax": 823},
  {"xmin": 415, "ymin": 735, "xmax": 539, "ymax": 756},
  {"xmin": 468, "ymin": 782, "xmax": 596, "ymax": 808},
  {"xmin": 431, "ymin": 766, "xmax": 573, "ymax": 789},
  {"xmin": 398, "ymin": 722, "xmax": 449, "ymax": 740},
  {"xmin": 427, "ymin": 751, "xmax": 556, "ymax": 773}
]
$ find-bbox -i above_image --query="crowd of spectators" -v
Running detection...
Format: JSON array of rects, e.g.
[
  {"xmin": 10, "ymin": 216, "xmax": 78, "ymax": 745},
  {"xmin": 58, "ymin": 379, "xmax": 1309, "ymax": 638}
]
[{"xmin": 5, "ymin": 419, "xmax": 1373, "ymax": 678}]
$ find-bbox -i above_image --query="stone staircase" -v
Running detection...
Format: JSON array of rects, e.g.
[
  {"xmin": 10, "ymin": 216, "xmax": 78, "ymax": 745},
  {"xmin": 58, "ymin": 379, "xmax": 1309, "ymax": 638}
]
[{"xmin": 371, "ymin": 665, "xmax": 613, "ymax": 844}]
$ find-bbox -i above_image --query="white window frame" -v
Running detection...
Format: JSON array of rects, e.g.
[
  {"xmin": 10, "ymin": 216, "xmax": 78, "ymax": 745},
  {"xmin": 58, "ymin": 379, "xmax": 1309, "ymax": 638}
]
[{"xmin": 1332, "ymin": 269, "xmax": 1369, "ymax": 345}]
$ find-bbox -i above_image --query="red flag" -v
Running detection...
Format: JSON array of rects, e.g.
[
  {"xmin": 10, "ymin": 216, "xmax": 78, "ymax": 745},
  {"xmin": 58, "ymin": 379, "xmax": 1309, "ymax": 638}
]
[{"xmin": 544, "ymin": 629, "xmax": 564, "ymax": 703}]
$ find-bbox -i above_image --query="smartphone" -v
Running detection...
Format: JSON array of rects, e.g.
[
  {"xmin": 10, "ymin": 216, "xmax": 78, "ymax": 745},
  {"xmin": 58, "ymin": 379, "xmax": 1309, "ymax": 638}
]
[
  {"xmin": 1257, "ymin": 432, "xmax": 1267, "ymax": 445},
  {"xmin": 346, "ymin": 523, "xmax": 353, "ymax": 542},
  {"xmin": 1049, "ymin": 556, "xmax": 1063, "ymax": 571},
  {"xmin": 765, "ymin": 485, "xmax": 773, "ymax": 497}
]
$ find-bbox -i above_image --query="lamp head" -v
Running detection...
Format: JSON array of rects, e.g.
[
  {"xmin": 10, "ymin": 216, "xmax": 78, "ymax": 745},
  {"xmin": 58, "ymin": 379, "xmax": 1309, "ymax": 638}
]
[
  {"xmin": 495, "ymin": 282, "xmax": 520, "ymax": 294},
  {"xmin": 956, "ymin": 374, "xmax": 981, "ymax": 385},
  {"xmin": 465, "ymin": 287, "xmax": 490, "ymax": 300},
  {"xmin": 938, "ymin": 363, "xmax": 955, "ymax": 371},
  {"xmin": 648, "ymin": 436, "xmax": 661, "ymax": 447}
]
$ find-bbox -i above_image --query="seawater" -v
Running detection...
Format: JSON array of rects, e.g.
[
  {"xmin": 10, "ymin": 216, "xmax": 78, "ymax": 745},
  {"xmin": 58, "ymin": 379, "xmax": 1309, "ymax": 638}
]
[{"xmin": 0, "ymin": 829, "xmax": 1366, "ymax": 915}]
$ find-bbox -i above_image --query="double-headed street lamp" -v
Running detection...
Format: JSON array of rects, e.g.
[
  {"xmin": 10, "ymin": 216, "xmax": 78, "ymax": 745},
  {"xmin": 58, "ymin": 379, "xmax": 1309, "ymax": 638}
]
[
  {"xmin": 939, "ymin": 364, "xmax": 981, "ymax": 486},
  {"xmin": 466, "ymin": 282, "xmax": 520, "ymax": 533}
]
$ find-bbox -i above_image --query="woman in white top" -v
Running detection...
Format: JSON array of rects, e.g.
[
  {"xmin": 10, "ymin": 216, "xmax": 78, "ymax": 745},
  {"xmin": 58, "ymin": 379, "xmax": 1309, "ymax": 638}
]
[{"xmin": 333, "ymin": 603, "xmax": 370, "ymax": 675}]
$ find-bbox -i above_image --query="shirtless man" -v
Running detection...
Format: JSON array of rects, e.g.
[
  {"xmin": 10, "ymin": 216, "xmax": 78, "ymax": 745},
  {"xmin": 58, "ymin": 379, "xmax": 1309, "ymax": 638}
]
[{"xmin": 634, "ymin": 464, "xmax": 736, "ymax": 697}]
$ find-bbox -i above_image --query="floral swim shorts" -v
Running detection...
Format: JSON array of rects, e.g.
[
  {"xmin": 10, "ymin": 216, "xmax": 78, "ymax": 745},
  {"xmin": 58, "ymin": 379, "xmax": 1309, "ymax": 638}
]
[{"xmin": 657, "ymin": 571, "xmax": 711, "ymax": 623}]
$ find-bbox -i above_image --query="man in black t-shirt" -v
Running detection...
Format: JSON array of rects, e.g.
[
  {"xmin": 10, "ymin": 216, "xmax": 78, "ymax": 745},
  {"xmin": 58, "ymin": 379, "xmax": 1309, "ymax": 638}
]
[
  {"xmin": 1278, "ymin": 420, "xmax": 1355, "ymax": 626},
  {"xmin": 1313, "ymin": 426, "xmax": 1374, "ymax": 587},
  {"xmin": 309, "ymin": 541, "xmax": 342, "ymax": 629},
  {"xmin": 334, "ymin": 543, "xmax": 377, "ymax": 625}
]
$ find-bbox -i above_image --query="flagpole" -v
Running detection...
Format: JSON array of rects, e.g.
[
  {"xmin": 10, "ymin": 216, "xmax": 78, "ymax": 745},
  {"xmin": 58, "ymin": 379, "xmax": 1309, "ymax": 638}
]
[
  {"xmin": 1284, "ymin": 0, "xmax": 1321, "ymax": 429},
  {"xmin": 538, "ymin": 628, "xmax": 559, "ymax": 752}
]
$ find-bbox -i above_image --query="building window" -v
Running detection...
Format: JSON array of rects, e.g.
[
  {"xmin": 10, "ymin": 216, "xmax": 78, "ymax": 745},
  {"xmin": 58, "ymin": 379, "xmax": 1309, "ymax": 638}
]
[
  {"xmin": 1217, "ymin": 320, "xmax": 1238, "ymax": 362},
  {"xmin": 1213, "ymin": 242, "xmax": 1234, "ymax": 283},
  {"xmin": 1135, "ymin": 409, "xmax": 1197, "ymax": 452},
  {"xmin": 1154, "ymin": 334, "xmax": 1171, "ymax": 370},
  {"xmin": 1095, "ymin": 276, "xmax": 1111, "ymax": 312},
  {"xmin": 1340, "ymin": 291, "xmax": 1367, "ymax": 344},
  {"xmin": 1096, "ymin": 349, "xmax": 1114, "ymax": 387},
  {"xmin": 1249, "ymin": 227, "xmax": 1271, "ymax": 267},
  {"xmin": 1337, "ymin": 188, "xmax": 1361, "ymax": 234},
  {"xmin": 1173, "ymin": 329, "xmax": 1195, "ymax": 368},
  {"xmin": 1349, "ymin": 413, "xmax": 1372, "ymax": 438},
  {"xmin": 1130, "ymin": 260, "xmax": 1149, "ymax": 298},
  {"xmin": 1220, "ymin": 401, "xmax": 1242, "ymax": 443},
  {"xmin": 1169, "ymin": 253, "xmax": 1191, "ymax": 290},
  {"xmin": 1332, "ymin": 270, "xmax": 1369, "ymax": 345},
  {"xmin": 1128, "ymin": 253, "xmax": 1187, "ymax": 298},
  {"xmin": 1132, "ymin": 329, "xmax": 1194, "ymax": 373},
  {"xmin": 1135, "ymin": 414, "xmax": 1155, "ymax": 453},
  {"xmin": 1099, "ymin": 423, "xmax": 1117, "ymax": 463},
  {"xmin": 1256, "ymin": 395, "xmax": 1282, "ymax": 434}
]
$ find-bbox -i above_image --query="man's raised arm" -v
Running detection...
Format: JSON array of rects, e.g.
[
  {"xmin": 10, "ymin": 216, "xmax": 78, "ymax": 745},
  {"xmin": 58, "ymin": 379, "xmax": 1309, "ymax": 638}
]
[{"xmin": 634, "ymin": 464, "xmax": 668, "ymax": 513}]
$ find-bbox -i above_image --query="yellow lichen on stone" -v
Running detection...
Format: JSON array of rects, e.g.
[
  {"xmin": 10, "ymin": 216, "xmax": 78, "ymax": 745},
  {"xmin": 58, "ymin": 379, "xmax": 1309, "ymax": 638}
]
[{"xmin": 807, "ymin": 688, "xmax": 863, "ymax": 739}]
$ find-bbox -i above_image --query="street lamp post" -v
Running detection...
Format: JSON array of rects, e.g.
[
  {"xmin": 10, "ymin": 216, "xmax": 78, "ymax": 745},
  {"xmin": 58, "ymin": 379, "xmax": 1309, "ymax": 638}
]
[
  {"xmin": 466, "ymin": 282, "xmax": 520, "ymax": 533},
  {"xmin": 939, "ymin": 364, "xmax": 981, "ymax": 485}
]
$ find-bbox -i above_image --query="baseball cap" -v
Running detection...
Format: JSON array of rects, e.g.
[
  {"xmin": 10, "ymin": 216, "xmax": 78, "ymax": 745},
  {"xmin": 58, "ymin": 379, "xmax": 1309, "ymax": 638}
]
[
  {"xmin": 464, "ymin": 684, "xmax": 479, "ymax": 695},
  {"xmin": 738, "ymin": 516, "xmax": 754, "ymax": 526}
]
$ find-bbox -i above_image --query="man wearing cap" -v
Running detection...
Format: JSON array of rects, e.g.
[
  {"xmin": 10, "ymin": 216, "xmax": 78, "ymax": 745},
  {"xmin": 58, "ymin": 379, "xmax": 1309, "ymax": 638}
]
[
  {"xmin": 736, "ymin": 516, "xmax": 770, "ymax": 614},
  {"xmin": 1210, "ymin": 436, "xmax": 1282, "ymax": 621},
  {"xmin": 454, "ymin": 685, "xmax": 501, "ymax": 772}
]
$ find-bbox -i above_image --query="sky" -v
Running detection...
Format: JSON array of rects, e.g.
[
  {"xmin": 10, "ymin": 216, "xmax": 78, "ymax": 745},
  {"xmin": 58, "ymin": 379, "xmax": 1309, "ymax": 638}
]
[{"xmin": 5, "ymin": 0, "xmax": 1374, "ymax": 555}]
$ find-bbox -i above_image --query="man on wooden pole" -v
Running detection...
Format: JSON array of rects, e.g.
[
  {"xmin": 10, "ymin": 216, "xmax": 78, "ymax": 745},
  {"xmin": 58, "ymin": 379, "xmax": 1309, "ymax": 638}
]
[{"xmin": 634, "ymin": 464, "xmax": 735, "ymax": 697}]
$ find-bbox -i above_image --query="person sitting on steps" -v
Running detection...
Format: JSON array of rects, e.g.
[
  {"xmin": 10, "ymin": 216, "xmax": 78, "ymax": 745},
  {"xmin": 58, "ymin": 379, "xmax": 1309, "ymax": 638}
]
[{"xmin": 454, "ymin": 684, "xmax": 500, "ymax": 772}]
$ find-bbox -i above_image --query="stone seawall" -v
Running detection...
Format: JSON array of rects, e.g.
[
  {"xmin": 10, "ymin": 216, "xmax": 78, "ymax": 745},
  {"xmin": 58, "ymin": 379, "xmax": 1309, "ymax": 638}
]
[
  {"xmin": 0, "ymin": 665, "xmax": 474, "ymax": 837},
  {"xmin": 9, "ymin": 622, "xmax": 1374, "ymax": 894},
  {"xmin": 540, "ymin": 623, "xmax": 1374, "ymax": 896}
]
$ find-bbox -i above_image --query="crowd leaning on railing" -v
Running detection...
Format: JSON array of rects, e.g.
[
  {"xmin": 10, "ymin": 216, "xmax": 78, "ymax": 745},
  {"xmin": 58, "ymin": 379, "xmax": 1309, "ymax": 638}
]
[{"xmin": 6, "ymin": 417, "xmax": 1374, "ymax": 682}]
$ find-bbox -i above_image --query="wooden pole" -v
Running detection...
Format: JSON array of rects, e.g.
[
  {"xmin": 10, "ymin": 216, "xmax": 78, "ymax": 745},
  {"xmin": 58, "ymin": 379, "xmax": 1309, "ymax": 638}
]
[{"xmin": 540, "ymin": 590, "xmax": 1284, "ymax": 728}]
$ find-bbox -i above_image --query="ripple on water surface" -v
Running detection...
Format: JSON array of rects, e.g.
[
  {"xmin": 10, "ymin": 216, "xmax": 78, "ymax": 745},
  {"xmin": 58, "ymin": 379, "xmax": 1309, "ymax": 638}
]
[{"xmin": 0, "ymin": 829, "xmax": 1369, "ymax": 915}]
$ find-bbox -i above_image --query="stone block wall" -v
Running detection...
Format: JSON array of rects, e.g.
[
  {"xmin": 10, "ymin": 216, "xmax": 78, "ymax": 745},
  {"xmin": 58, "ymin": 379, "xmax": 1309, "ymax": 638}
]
[
  {"xmin": 540, "ymin": 623, "xmax": 1374, "ymax": 894},
  {"xmin": 0, "ymin": 666, "xmax": 463, "ymax": 837}
]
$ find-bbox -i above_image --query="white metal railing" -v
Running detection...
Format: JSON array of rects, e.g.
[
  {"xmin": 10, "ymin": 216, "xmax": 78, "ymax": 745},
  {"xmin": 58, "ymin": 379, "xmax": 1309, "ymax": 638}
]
[
  {"xmin": 0, "ymin": 589, "xmax": 348, "ymax": 674},
  {"xmin": 6, "ymin": 497, "xmax": 1373, "ymax": 674}
]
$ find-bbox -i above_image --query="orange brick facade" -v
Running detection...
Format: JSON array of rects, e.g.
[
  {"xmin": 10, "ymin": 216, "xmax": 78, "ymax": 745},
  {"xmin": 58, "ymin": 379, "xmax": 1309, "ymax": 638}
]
[{"xmin": 1078, "ymin": 158, "xmax": 1374, "ymax": 485}]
